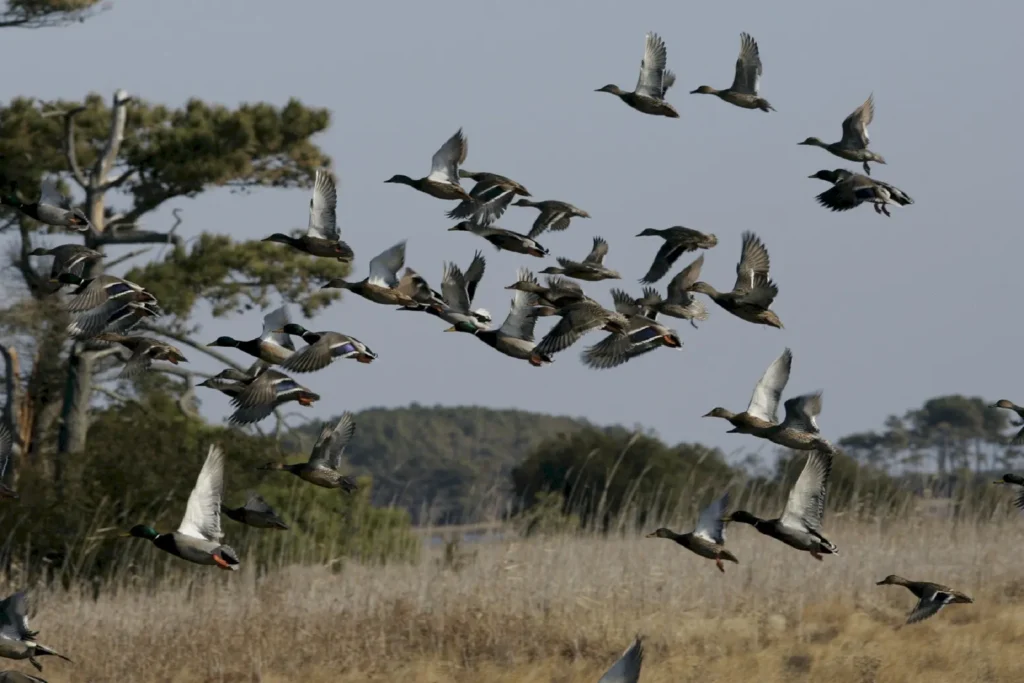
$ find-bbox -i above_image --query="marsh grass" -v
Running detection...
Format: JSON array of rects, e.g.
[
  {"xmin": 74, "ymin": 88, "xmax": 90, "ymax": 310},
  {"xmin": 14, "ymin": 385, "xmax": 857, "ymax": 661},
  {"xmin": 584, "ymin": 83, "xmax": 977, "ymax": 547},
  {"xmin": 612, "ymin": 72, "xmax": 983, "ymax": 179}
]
[{"xmin": 7, "ymin": 489, "xmax": 1024, "ymax": 683}]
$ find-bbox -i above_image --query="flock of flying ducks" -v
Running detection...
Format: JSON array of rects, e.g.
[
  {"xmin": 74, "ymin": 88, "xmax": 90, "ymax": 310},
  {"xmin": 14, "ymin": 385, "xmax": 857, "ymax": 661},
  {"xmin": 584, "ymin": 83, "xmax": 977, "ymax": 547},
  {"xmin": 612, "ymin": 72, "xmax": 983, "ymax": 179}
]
[{"xmin": 2, "ymin": 28, "xmax": 1020, "ymax": 682}]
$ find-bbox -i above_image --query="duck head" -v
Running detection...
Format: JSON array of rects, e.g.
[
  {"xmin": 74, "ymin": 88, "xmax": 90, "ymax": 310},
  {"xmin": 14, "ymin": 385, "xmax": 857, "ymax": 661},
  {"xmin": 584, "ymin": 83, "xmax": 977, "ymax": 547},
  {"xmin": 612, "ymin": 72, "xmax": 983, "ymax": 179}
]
[
  {"xmin": 690, "ymin": 85, "xmax": 717, "ymax": 95},
  {"xmin": 124, "ymin": 524, "xmax": 159, "ymax": 540},
  {"xmin": 635, "ymin": 228, "xmax": 663, "ymax": 238},
  {"xmin": 207, "ymin": 336, "xmax": 240, "ymax": 348},
  {"xmin": 595, "ymin": 84, "xmax": 625, "ymax": 95},
  {"xmin": 798, "ymin": 137, "xmax": 826, "ymax": 147},
  {"xmin": 645, "ymin": 528, "xmax": 674, "ymax": 539},
  {"xmin": 875, "ymin": 575, "xmax": 907, "ymax": 586}
]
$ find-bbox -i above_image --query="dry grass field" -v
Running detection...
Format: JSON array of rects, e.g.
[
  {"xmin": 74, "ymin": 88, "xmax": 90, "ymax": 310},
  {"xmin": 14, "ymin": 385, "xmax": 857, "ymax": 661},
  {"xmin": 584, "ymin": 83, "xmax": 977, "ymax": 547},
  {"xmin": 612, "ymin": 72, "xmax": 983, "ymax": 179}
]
[{"xmin": 9, "ymin": 514, "xmax": 1024, "ymax": 683}]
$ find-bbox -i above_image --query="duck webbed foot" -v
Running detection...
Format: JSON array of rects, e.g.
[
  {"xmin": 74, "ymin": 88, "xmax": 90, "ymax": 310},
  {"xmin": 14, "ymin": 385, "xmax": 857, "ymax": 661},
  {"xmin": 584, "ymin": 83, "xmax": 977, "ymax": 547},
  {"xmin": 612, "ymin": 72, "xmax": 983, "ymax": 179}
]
[
  {"xmin": 715, "ymin": 557, "xmax": 725, "ymax": 573},
  {"xmin": 30, "ymin": 657, "xmax": 43, "ymax": 672},
  {"xmin": 810, "ymin": 551, "xmax": 823, "ymax": 562},
  {"xmin": 862, "ymin": 161, "xmax": 872, "ymax": 176}
]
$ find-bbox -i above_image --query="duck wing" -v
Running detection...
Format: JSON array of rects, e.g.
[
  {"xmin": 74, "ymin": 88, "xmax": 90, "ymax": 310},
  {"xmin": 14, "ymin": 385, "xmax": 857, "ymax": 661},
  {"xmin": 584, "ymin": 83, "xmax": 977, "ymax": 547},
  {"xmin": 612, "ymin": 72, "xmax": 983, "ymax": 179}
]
[
  {"xmin": 309, "ymin": 411, "xmax": 356, "ymax": 470},
  {"xmin": 779, "ymin": 392, "xmax": 823, "ymax": 434},
  {"xmin": 733, "ymin": 231, "xmax": 772, "ymax": 293},
  {"xmin": 666, "ymin": 254, "xmax": 704, "ymax": 300},
  {"xmin": 840, "ymin": 94, "xmax": 873, "ymax": 149},
  {"xmin": 499, "ymin": 268, "xmax": 540, "ymax": 341},
  {"xmin": 177, "ymin": 445, "xmax": 225, "ymax": 542},
  {"xmin": 464, "ymin": 251, "xmax": 486, "ymax": 304},
  {"xmin": 426, "ymin": 128, "xmax": 467, "ymax": 185},
  {"xmin": 583, "ymin": 236, "xmax": 610, "ymax": 265},
  {"xmin": 535, "ymin": 302, "xmax": 615, "ymax": 356},
  {"xmin": 746, "ymin": 348, "xmax": 792, "ymax": 423},
  {"xmin": 692, "ymin": 492, "xmax": 729, "ymax": 544},
  {"xmin": 906, "ymin": 591, "xmax": 952, "ymax": 624},
  {"xmin": 367, "ymin": 241, "xmax": 406, "ymax": 288},
  {"xmin": 441, "ymin": 262, "xmax": 472, "ymax": 314},
  {"xmin": 0, "ymin": 591, "xmax": 32, "ymax": 640},
  {"xmin": 779, "ymin": 450, "xmax": 832, "ymax": 533},
  {"xmin": 635, "ymin": 32, "xmax": 672, "ymax": 99},
  {"xmin": 305, "ymin": 168, "xmax": 339, "ymax": 241},
  {"xmin": 598, "ymin": 636, "xmax": 644, "ymax": 683},
  {"xmin": 730, "ymin": 32, "xmax": 762, "ymax": 95},
  {"xmin": 260, "ymin": 305, "xmax": 295, "ymax": 352}
]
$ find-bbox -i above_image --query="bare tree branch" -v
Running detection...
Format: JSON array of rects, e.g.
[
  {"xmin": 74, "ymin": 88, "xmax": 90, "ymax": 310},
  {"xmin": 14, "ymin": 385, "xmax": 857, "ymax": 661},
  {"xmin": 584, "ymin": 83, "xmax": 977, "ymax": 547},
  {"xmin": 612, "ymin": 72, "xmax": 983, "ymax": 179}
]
[
  {"xmin": 62, "ymin": 105, "xmax": 88, "ymax": 190},
  {"xmin": 93, "ymin": 90, "xmax": 130, "ymax": 189},
  {"xmin": 103, "ymin": 247, "xmax": 152, "ymax": 270},
  {"xmin": 91, "ymin": 229, "xmax": 183, "ymax": 249},
  {"xmin": 99, "ymin": 167, "xmax": 134, "ymax": 193}
]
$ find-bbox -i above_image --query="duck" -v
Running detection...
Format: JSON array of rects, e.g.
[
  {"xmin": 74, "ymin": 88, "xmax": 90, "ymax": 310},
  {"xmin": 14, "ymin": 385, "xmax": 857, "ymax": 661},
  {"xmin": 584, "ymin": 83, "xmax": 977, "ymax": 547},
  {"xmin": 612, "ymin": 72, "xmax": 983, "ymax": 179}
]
[
  {"xmin": 748, "ymin": 393, "xmax": 836, "ymax": 452},
  {"xmin": 28, "ymin": 244, "xmax": 102, "ymax": 281},
  {"xmin": 511, "ymin": 199, "xmax": 590, "ymax": 239},
  {"xmin": 221, "ymin": 492, "xmax": 289, "ymax": 530},
  {"xmin": 809, "ymin": 169, "xmax": 913, "ymax": 216},
  {"xmin": 410, "ymin": 257, "xmax": 493, "ymax": 329},
  {"xmin": 689, "ymin": 231, "xmax": 783, "ymax": 329},
  {"xmin": 259, "ymin": 412, "xmax": 359, "ymax": 492},
  {"xmin": 458, "ymin": 170, "xmax": 530, "ymax": 197},
  {"xmin": 541, "ymin": 237, "xmax": 621, "ymax": 282},
  {"xmin": 598, "ymin": 636, "xmax": 644, "ymax": 683},
  {"xmin": 532, "ymin": 299, "xmax": 630, "ymax": 359},
  {"xmin": 993, "ymin": 473, "xmax": 1024, "ymax": 510},
  {"xmin": 124, "ymin": 445, "xmax": 240, "ymax": 570},
  {"xmin": 875, "ymin": 576, "xmax": 973, "ymax": 624},
  {"xmin": 703, "ymin": 348, "xmax": 792, "ymax": 434},
  {"xmin": 197, "ymin": 364, "xmax": 267, "ymax": 398},
  {"xmin": 385, "ymin": 129, "xmax": 472, "ymax": 201},
  {"xmin": 991, "ymin": 401, "xmax": 1024, "ymax": 444},
  {"xmin": 637, "ymin": 227, "xmax": 719, "ymax": 284},
  {"xmin": 262, "ymin": 168, "xmax": 354, "ymax": 260},
  {"xmin": 321, "ymin": 241, "xmax": 432, "ymax": 306},
  {"xmin": 446, "ymin": 268, "xmax": 552, "ymax": 366},
  {"xmin": 0, "ymin": 424, "xmax": 18, "ymax": 500},
  {"xmin": 504, "ymin": 271, "xmax": 592, "ymax": 316},
  {"xmin": 646, "ymin": 492, "xmax": 738, "ymax": 572},
  {"xmin": 59, "ymin": 273, "xmax": 157, "ymax": 339},
  {"xmin": 448, "ymin": 221, "xmax": 548, "ymax": 258},
  {"xmin": 799, "ymin": 95, "xmax": 885, "ymax": 175},
  {"xmin": 596, "ymin": 32, "xmax": 679, "ymax": 118},
  {"xmin": 637, "ymin": 254, "xmax": 709, "ymax": 328},
  {"xmin": 581, "ymin": 289, "xmax": 681, "ymax": 370},
  {"xmin": 275, "ymin": 323, "xmax": 377, "ymax": 372},
  {"xmin": 228, "ymin": 369, "xmax": 320, "ymax": 425},
  {"xmin": 100, "ymin": 301, "xmax": 161, "ymax": 336},
  {"xmin": 724, "ymin": 450, "xmax": 838, "ymax": 559},
  {"xmin": 207, "ymin": 305, "xmax": 295, "ymax": 364},
  {"xmin": 447, "ymin": 173, "xmax": 527, "ymax": 225},
  {"xmin": 690, "ymin": 33, "xmax": 774, "ymax": 112},
  {"xmin": 94, "ymin": 333, "xmax": 188, "ymax": 378},
  {"xmin": 0, "ymin": 592, "xmax": 70, "ymax": 672},
  {"xmin": 1, "ymin": 179, "xmax": 90, "ymax": 231}
]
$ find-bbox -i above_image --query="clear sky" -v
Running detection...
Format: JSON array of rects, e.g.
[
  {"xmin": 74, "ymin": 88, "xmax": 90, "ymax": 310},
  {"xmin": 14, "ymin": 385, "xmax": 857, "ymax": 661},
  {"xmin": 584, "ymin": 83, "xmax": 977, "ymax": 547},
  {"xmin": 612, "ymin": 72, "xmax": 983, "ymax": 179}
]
[{"xmin": 2, "ymin": 0, "xmax": 1017, "ymax": 457}]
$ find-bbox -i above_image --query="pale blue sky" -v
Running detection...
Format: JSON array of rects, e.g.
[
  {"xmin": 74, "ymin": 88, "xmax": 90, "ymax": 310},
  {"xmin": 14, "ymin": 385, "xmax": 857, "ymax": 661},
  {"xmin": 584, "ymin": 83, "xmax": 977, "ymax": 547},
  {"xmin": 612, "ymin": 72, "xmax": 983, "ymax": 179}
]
[{"xmin": 2, "ymin": 1, "xmax": 1017, "ymax": 455}]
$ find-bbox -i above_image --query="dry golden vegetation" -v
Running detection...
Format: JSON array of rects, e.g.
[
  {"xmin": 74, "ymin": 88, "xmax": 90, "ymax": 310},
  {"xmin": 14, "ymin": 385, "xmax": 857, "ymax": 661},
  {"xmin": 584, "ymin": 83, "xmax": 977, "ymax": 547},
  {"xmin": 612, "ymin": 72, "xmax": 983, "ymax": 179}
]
[{"xmin": 8, "ymin": 509, "xmax": 1024, "ymax": 683}]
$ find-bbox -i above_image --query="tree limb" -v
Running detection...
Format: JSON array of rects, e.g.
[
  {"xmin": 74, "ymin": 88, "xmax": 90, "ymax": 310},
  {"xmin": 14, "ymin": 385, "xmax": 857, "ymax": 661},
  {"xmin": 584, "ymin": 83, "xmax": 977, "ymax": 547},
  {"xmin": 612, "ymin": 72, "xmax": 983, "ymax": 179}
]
[
  {"xmin": 91, "ymin": 229, "xmax": 183, "ymax": 248},
  {"xmin": 94, "ymin": 90, "xmax": 130, "ymax": 188},
  {"xmin": 62, "ymin": 105, "xmax": 88, "ymax": 190},
  {"xmin": 100, "ymin": 167, "xmax": 135, "ymax": 193},
  {"xmin": 103, "ymin": 247, "xmax": 153, "ymax": 270}
]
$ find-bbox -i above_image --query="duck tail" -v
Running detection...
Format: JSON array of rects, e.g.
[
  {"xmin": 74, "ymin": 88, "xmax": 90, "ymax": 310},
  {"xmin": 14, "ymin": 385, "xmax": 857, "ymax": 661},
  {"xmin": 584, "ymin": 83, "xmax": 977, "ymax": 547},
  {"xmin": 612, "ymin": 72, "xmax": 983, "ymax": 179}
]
[
  {"xmin": 339, "ymin": 476, "xmax": 359, "ymax": 494},
  {"xmin": 720, "ymin": 548, "xmax": 740, "ymax": 564},
  {"xmin": 35, "ymin": 643, "xmax": 72, "ymax": 662}
]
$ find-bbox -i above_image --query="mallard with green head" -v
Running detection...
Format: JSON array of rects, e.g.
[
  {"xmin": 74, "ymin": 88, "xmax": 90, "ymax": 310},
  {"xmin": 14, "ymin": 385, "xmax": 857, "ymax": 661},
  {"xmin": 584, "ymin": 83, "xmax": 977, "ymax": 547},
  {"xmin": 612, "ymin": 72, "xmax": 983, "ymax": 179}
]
[
  {"xmin": 124, "ymin": 445, "xmax": 239, "ymax": 570},
  {"xmin": 689, "ymin": 231, "xmax": 783, "ymax": 329},
  {"xmin": 385, "ymin": 129, "xmax": 471, "ymax": 201},
  {"xmin": 1, "ymin": 179, "xmax": 90, "ymax": 231},
  {"xmin": 798, "ymin": 94, "xmax": 885, "ymax": 175},
  {"xmin": 646, "ymin": 492, "xmax": 737, "ymax": 572},
  {"xmin": 876, "ymin": 576, "xmax": 973, "ymax": 624},
  {"xmin": 259, "ymin": 412, "xmax": 359, "ymax": 492},
  {"xmin": 596, "ymin": 32, "xmax": 679, "ymax": 118},
  {"xmin": 263, "ymin": 168, "xmax": 354, "ymax": 260},
  {"xmin": 724, "ymin": 450, "xmax": 837, "ymax": 560},
  {"xmin": 0, "ymin": 591, "xmax": 71, "ymax": 672},
  {"xmin": 275, "ymin": 323, "xmax": 377, "ymax": 372},
  {"xmin": 690, "ymin": 33, "xmax": 774, "ymax": 112},
  {"xmin": 207, "ymin": 305, "xmax": 295, "ymax": 364}
]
